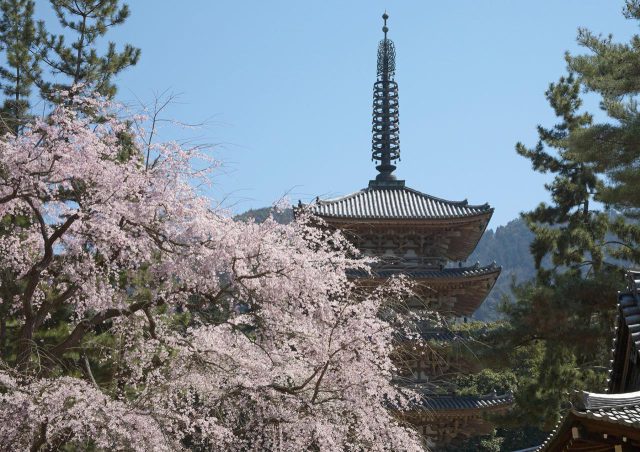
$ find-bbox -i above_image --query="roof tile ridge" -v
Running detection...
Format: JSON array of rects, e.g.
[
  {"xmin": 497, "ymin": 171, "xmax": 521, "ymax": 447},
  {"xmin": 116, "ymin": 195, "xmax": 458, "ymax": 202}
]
[
  {"xmin": 402, "ymin": 185, "xmax": 492, "ymax": 210},
  {"xmin": 577, "ymin": 389, "xmax": 640, "ymax": 410},
  {"xmin": 316, "ymin": 188, "xmax": 368, "ymax": 204},
  {"xmin": 440, "ymin": 263, "xmax": 502, "ymax": 274}
]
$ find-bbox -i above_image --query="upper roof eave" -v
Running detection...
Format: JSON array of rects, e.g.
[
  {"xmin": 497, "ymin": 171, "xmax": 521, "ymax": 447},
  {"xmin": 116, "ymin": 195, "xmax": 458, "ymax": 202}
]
[
  {"xmin": 316, "ymin": 209, "xmax": 495, "ymax": 223},
  {"xmin": 307, "ymin": 185, "xmax": 494, "ymax": 221}
]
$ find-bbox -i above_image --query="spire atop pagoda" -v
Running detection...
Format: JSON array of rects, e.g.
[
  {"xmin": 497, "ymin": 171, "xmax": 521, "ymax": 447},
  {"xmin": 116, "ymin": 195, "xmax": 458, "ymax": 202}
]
[{"xmin": 370, "ymin": 12, "xmax": 402, "ymax": 187}]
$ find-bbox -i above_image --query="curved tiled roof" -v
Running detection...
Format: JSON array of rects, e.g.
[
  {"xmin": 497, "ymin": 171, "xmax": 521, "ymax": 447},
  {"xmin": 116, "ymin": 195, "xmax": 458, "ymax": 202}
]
[
  {"xmin": 310, "ymin": 186, "xmax": 492, "ymax": 220},
  {"xmin": 419, "ymin": 392, "xmax": 513, "ymax": 411},
  {"xmin": 537, "ymin": 390, "xmax": 640, "ymax": 451},
  {"xmin": 347, "ymin": 263, "xmax": 501, "ymax": 280},
  {"xmin": 618, "ymin": 292, "xmax": 640, "ymax": 351},
  {"xmin": 578, "ymin": 390, "xmax": 640, "ymax": 411},
  {"xmin": 608, "ymin": 270, "xmax": 640, "ymax": 392},
  {"xmin": 575, "ymin": 404, "xmax": 640, "ymax": 426},
  {"xmin": 535, "ymin": 272, "xmax": 640, "ymax": 452}
]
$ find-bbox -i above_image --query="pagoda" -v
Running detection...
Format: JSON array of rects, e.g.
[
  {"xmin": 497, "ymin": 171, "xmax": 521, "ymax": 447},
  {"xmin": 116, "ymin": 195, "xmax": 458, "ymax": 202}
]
[{"xmin": 304, "ymin": 14, "xmax": 510, "ymax": 447}]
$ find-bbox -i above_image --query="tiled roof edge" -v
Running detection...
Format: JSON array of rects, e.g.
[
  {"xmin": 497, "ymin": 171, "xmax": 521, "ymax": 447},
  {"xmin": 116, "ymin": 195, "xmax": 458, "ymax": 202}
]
[
  {"xmin": 314, "ymin": 185, "xmax": 493, "ymax": 212},
  {"xmin": 347, "ymin": 262, "xmax": 502, "ymax": 280},
  {"xmin": 576, "ymin": 389, "xmax": 640, "ymax": 410}
]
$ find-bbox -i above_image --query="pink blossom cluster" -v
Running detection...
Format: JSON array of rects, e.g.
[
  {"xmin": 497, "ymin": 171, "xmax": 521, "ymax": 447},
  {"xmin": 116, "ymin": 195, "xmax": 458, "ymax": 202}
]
[{"xmin": 0, "ymin": 96, "xmax": 424, "ymax": 450}]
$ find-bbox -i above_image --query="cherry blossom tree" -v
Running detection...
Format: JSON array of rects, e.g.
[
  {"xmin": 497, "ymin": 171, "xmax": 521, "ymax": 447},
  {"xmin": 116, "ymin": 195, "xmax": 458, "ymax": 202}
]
[{"xmin": 0, "ymin": 92, "xmax": 424, "ymax": 451}]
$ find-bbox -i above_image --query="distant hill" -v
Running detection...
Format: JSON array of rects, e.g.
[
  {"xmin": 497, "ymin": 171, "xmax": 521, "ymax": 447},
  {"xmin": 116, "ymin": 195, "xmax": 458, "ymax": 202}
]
[
  {"xmin": 235, "ymin": 207, "xmax": 536, "ymax": 321},
  {"xmin": 234, "ymin": 207, "xmax": 293, "ymax": 224},
  {"xmin": 464, "ymin": 218, "xmax": 535, "ymax": 321}
]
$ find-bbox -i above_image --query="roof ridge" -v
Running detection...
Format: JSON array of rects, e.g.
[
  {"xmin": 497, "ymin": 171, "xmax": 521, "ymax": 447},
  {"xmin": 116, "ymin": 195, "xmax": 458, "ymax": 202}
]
[
  {"xmin": 577, "ymin": 389, "xmax": 640, "ymax": 410},
  {"xmin": 347, "ymin": 263, "xmax": 502, "ymax": 278},
  {"xmin": 398, "ymin": 185, "xmax": 485, "ymax": 208},
  {"xmin": 315, "ymin": 189, "xmax": 368, "ymax": 205},
  {"xmin": 309, "ymin": 185, "xmax": 493, "ymax": 220}
]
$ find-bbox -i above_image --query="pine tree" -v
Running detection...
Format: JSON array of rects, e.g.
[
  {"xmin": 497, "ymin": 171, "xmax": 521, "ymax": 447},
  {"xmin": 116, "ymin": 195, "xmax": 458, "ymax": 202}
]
[
  {"xmin": 0, "ymin": 0, "xmax": 41, "ymax": 135},
  {"xmin": 567, "ymin": 3, "xmax": 640, "ymax": 201},
  {"xmin": 493, "ymin": 3, "xmax": 640, "ymax": 428},
  {"xmin": 496, "ymin": 76, "xmax": 627, "ymax": 428},
  {"xmin": 516, "ymin": 74, "xmax": 611, "ymax": 277},
  {"xmin": 38, "ymin": 0, "xmax": 140, "ymax": 101},
  {"xmin": 559, "ymin": 1, "xmax": 640, "ymax": 264}
]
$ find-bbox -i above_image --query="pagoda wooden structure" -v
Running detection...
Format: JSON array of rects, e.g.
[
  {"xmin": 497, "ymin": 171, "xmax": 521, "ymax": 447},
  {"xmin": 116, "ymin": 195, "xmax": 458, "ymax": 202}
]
[{"xmin": 304, "ymin": 14, "xmax": 509, "ymax": 447}]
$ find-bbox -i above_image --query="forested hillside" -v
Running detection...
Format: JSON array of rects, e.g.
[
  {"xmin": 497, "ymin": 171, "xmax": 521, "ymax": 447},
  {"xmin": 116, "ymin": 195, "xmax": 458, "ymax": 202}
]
[
  {"xmin": 467, "ymin": 218, "xmax": 536, "ymax": 320},
  {"xmin": 236, "ymin": 207, "xmax": 536, "ymax": 320},
  {"xmin": 234, "ymin": 206, "xmax": 293, "ymax": 224}
]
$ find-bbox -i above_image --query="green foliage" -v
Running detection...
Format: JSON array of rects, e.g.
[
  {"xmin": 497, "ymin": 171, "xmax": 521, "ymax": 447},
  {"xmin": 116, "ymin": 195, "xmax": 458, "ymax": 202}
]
[
  {"xmin": 0, "ymin": 0, "xmax": 140, "ymax": 393},
  {"xmin": 516, "ymin": 74, "xmax": 607, "ymax": 277},
  {"xmin": 452, "ymin": 369, "xmax": 518, "ymax": 397},
  {"xmin": 0, "ymin": 0, "xmax": 139, "ymax": 118},
  {"xmin": 442, "ymin": 426, "xmax": 548, "ymax": 452},
  {"xmin": 476, "ymin": 6, "xmax": 640, "ymax": 442},
  {"xmin": 560, "ymin": 1, "xmax": 640, "ymax": 249},
  {"xmin": 441, "ymin": 432, "xmax": 504, "ymax": 452},
  {"xmin": 38, "ymin": 0, "xmax": 140, "ymax": 100},
  {"xmin": 0, "ymin": 0, "xmax": 41, "ymax": 134}
]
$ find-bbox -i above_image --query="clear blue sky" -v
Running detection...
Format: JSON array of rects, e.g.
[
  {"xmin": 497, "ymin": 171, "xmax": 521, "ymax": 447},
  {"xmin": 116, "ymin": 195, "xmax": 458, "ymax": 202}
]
[{"xmin": 39, "ymin": 1, "xmax": 640, "ymax": 227}]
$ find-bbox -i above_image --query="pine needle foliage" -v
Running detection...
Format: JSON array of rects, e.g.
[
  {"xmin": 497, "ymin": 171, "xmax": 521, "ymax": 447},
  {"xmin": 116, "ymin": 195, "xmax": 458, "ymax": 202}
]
[
  {"xmin": 493, "ymin": 2, "xmax": 640, "ymax": 430},
  {"xmin": 0, "ymin": 0, "xmax": 41, "ymax": 135},
  {"xmin": 37, "ymin": 0, "xmax": 140, "ymax": 101}
]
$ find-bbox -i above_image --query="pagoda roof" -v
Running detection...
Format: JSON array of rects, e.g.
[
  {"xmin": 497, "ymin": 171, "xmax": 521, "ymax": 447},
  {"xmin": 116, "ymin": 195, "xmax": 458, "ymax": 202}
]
[
  {"xmin": 419, "ymin": 392, "xmax": 513, "ymax": 412},
  {"xmin": 537, "ymin": 390, "xmax": 640, "ymax": 451},
  {"xmin": 348, "ymin": 263, "xmax": 500, "ymax": 280},
  {"xmin": 349, "ymin": 263, "xmax": 500, "ymax": 317},
  {"xmin": 422, "ymin": 393, "xmax": 513, "ymax": 411},
  {"xmin": 310, "ymin": 185, "xmax": 492, "ymax": 221}
]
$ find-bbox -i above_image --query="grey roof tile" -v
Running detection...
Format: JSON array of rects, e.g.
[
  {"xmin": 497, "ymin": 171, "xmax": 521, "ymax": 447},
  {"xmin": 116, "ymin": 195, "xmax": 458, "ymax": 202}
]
[
  {"xmin": 537, "ymin": 390, "xmax": 640, "ymax": 451},
  {"xmin": 418, "ymin": 393, "xmax": 513, "ymax": 411},
  {"xmin": 309, "ymin": 186, "xmax": 492, "ymax": 220},
  {"xmin": 347, "ymin": 263, "xmax": 501, "ymax": 280}
]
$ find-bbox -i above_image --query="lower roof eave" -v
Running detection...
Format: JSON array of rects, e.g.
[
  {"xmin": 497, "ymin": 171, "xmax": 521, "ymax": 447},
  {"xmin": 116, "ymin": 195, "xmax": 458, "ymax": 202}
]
[
  {"xmin": 316, "ymin": 210, "xmax": 494, "ymax": 226},
  {"xmin": 348, "ymin": 264, "xmax": 502, "ymax": 282},
  {"xmin": 410, "ymin": 393, "xmax": 514, "ymax": 412}
]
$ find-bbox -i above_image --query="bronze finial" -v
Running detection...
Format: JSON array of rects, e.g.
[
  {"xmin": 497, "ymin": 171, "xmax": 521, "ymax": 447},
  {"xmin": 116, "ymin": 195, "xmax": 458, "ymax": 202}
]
[
  {"xmin": 382, "ymin": 12, "xmax": 389, "ymax": 37},
  {"xmin": 371, "ymin": 12, "xmax": 401, "ymax": 184}
]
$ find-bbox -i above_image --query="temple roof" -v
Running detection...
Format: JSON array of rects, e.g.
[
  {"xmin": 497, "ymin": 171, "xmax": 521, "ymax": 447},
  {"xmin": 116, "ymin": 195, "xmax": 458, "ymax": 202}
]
[
  {"xmin": 348, "ymin": 262, "xmax": 500, "ymax": 280},
  {"xmin": 618, "ymin": 292, "xmax": 640, "ymax": 351},
  {"xmin": 608, "ymin": 270, "xmax": 640, "ymax": 393},
  {"xmin": 415, "ymin": 392, "xmax": 513, "ymax": 413},
  {"xmin": 537, "ymin": 271, "xmax": 640, "ymax": 452},
  {"xmin": 349, "ymin": 263, "xmax": 500, "ymax": 317},
  {"xmin": 573, "ymin": 401, "xmax": 640, "ymax": 427},
  {"xmin": 305, "ymin": 14, "xmax": 494, "ymax": 225},
  {"xmin": 310, "ymin": 185, "xmax": 492, "ymax": 221},
  {"xmin": 537, "ymin": 390, "xmax": 640, "ymax": 451},
  {"xmin": 576, "ymin": 390, "xmax": 640, "ymax": 413}
]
